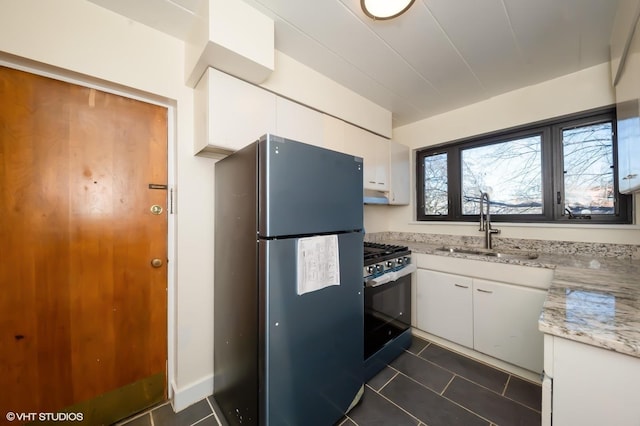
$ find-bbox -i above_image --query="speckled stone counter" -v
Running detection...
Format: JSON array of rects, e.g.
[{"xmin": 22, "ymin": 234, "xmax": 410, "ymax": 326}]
[
  {"xmin": 367, "ymin": 232, "xmax": 640, "ymax": 359},
  {"xmin": 539, "ymin": 263, "xmax": 640, "ymax": 358}
]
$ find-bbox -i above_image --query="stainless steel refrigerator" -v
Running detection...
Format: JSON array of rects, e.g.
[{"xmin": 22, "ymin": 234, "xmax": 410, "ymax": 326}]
[{"xmin": 214, "ymin": 134, "xmax": 364, "ymax": 425}]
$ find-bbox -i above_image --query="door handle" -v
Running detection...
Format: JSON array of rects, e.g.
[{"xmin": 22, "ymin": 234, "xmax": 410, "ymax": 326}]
[{"xmin": 150, "ymin": 258, "xmax": 163, "ymax": 268}]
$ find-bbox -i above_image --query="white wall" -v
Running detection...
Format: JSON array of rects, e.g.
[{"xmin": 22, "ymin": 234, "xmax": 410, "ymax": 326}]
[
  {"xmin": 0, "ymin": 0, "xmax": 214, "ymax": 410},
  {"xmin": 0, "ymin": 0, "xmax": 396, "ymax": 412},
  {"xmin": 389, "ymin": 63, "xmax": 640, "ymax": 245}
]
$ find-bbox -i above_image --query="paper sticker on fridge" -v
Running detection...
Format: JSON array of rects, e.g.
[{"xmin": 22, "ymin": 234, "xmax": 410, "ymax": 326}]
[{"xmin": 296, "ymin": 234, "xmax": 340, "ymax": 295}]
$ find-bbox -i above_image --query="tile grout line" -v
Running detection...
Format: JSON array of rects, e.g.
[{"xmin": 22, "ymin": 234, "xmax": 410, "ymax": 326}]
[
  {"xmin": 421, "ymin": 340, "xmax": 531, "ymax": 382},
  {"xmin": 376, "ymin": 369, "xmax": 400, "ymax": 392},
  {"xmin": 116, "ymin": 411, "xmax": 151, "ymax": 426},
  {"xmin": 389, "ymin": 368, "xmax": 496, "ymax": 425},
  {"xmin": 403, "ymin": 349, "xmax": 509, "ymax": 395},
  {"xmin": 205, "ymin": 397, "xmax": 223, "ymax": 426},
  {"xmin": 450, "ymin": 373, "xmax": 543, "ymax": 414},
  {"xmin": 407, "ymin": 345, "xmax": 540, "ymax": 402},
  {"xmin": 191, "ymin": 413, "xmax": 217, "ymax": 426},
  {"xmin": 417, "ymin": 341, "xmax": 431, "ymax": 356},
  {"xmin": 342, "ymin": 414, "xmax": 357, "ymax": 426},
  {"xmin": 368, "ymin": 383, "xmax": 424, "ymax": 425},
  {"xmin": 402, "ymin": 340, "xmax": 546, "ymax": 415},
  {"xmin": 502, "ymin": 374, "xmax": 512, "ymax": 396},
  {"xmin": 440, "ymin": 373, "xmax": 456, "ymax": 396}
]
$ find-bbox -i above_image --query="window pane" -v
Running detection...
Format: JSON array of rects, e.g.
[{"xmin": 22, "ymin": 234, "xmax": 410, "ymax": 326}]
[
  {"xmin": 462, "ymin": 136, "xmax": 542, "ymax": 215},
  {"xmin": 562, "ymin": 122, "xmax": 614, "ymax": 215},
  {"xmin": 423, "ymin": 152, "xmax": 448, "ymax": 215}
]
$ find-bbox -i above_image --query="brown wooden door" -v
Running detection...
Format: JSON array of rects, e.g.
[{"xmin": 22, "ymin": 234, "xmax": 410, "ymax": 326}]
[{"xmin": 0, "ymin": 66, "xmax": 168, "ymax": 424}]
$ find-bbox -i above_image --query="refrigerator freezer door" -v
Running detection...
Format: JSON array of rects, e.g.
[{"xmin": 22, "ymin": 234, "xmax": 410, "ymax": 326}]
[
  {"xmin": 259, "ymin": 231, "xmax": 364, "ymax": 426},
  {"xmin": 258, "ymin": 135, "xmax": 363, "ymax": 237}
]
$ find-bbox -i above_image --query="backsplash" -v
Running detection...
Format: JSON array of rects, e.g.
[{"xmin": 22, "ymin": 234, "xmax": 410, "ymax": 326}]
[{"xmin": 365, "ymin": 232, "xmax": 640, "ymax": 260}]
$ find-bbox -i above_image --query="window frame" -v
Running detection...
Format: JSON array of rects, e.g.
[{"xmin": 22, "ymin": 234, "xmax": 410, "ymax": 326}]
[{"xmin": 415, "ymin": 107, "xmax": 632, "ymax": 224}]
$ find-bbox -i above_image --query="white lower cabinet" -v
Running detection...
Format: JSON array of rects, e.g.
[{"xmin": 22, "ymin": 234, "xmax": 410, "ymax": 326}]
[
  {"xmin": 416, "ymin": 266, "xmax": 547, "ymax": 373},
  {"xmin": 544, "ymin": 336, "xmax": 640, "ymax": 425},
  {"xmin": 473, "ymin": 279, "xmax": 546, "ymax": 373},
  {"xmin": 416, "ymin": 269, "xmax": 473, "ymax": 347}
]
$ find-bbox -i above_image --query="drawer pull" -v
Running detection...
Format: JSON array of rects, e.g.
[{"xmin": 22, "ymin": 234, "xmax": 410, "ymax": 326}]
[
  {"xmin": 477, "ymin": 288, "xmax": 493, "ymax": 294},
  {"xmin": 454, "ymin": 284, "xmax": 469, "ymax": 289}
]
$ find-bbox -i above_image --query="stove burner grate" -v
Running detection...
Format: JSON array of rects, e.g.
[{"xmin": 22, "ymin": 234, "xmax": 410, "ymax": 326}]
[{"xmin": 364, "ymin": 242, "xmax": 410, "ymax": 265}]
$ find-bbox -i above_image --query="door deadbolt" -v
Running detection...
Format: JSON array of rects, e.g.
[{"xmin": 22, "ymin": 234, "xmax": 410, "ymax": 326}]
[
  {"xmin": 150, "ymin": 205, "xmax": 163, "ymax": 215},
  {"xmin": 151, "ymin": 258, "xmax": 163, "ymax": 268}
]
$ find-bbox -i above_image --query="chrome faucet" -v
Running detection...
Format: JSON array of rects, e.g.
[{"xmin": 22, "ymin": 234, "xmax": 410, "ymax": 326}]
[{"xmin": 479, "ymin": 192, "xmax": 500, "ymax": 249}]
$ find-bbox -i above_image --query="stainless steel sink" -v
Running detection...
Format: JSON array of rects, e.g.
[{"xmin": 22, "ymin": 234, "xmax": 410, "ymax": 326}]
[{"xmin": 435, "ymin": 246, "xmax": 539, "ymax": 260}]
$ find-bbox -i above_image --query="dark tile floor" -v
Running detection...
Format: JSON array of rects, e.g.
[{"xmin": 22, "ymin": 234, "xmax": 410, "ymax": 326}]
[{"xmin": 118, "ymin": 336, "xmax": 541, "ymax": 426}]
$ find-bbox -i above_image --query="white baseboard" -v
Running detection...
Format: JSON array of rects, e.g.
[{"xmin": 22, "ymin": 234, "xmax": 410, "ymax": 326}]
[{"xmin": 170, "ymin": 374, "xmax": 214, "ymax": 412}]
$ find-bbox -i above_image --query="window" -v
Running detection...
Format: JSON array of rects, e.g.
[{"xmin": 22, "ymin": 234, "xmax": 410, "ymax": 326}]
[
  {"xmin": 422, "ymin": 152, "xmax": 448, "ymax": 215},
  {"xmin": 461, "ymin": 135, "xmax": 542, "ymax": 215},
  {"xmin": 561, "ymin": 122, "xmax": 615, "ymax": 216},
  {"xmin": 416, "ymin": 108, "xmax": 631, "ymax": 223}
]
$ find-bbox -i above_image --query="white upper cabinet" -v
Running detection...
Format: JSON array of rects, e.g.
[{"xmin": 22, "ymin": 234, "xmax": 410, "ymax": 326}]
[
  {"xmin": 612, "ymin": 2, "xmax": 640, "ymax": 193},
  {"xmin": 194, "ymin": 67, "xmax": 276, "ymax": 155},
  {"xmin": 344, "ymin": 126, "xmax": 388, "ymax": 191},
  {"xmin": 275, "ymin": 97, "xmax": 323, "ymax": 147},
  {"xmin": 367, "ymin": 134, "xmax": 389, "ymax": 192},
  {"xmin": 193, "ymin": 67, "xmax": 409, "ymax": 201},
  {"xmin": 389, "ymin": 141, "xmax": 410, "ymax": 205},
  {"xmin": 617, "ymin": 100, "xmax": 640, "ymax": 193},
  {"xmin": 322, "ymin": 114, "xmax": 347, "ymax": 154}
]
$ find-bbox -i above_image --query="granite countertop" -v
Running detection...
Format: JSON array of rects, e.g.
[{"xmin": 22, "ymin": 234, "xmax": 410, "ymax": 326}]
[
  {"xmin": 379, "ymin": 238, "xmax": 640, "ymax": 359},
  {"xmin": 539, "ymin": 264, "xmax": 640, "ymax": 357}
]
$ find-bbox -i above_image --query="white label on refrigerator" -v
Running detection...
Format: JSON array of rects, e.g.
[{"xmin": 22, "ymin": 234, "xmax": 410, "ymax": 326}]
[{"xmin": 296, "ymin": 235, "xmax": 340, "ymax": 295}]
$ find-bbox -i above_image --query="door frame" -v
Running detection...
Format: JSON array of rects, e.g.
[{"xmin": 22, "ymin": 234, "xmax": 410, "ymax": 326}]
[{"xmin": 0, "ymin": 55, "xmax": 177, "ymax": 401}]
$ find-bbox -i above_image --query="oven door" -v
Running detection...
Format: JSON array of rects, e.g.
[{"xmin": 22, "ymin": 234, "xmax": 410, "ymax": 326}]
[{"xmin": 364, "ymin": 272, "xmax": 411, "ymax": 359}]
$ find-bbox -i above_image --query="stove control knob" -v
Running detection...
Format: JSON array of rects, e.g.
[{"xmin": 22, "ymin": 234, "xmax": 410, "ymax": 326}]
[
  {"xmin": 386, "ymin": 260, "xmax": 394, "ymax": 268},
  {"xmin": 366, "ymin": 266, "xmax": 375, "ymax": 274},
  {"xmin": 403, "ymin": 256, "xmax": 410, "ymax": 264},
  {"xmin": 375, "ymin": 264, "xmax": 384, "ymax": 273},
  {"xmin": 397, "ymin": 257, "xmax": 404, "ymax": 265}
]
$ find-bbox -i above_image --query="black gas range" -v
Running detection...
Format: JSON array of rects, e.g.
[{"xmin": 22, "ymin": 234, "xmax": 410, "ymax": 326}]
[
  {"xmin": 363, "ymin": 242, "xmax": 415, "ymax": 380},
  {"xmin": 364, "ymin": 242, "xmax": 411, "ymax": 280}
]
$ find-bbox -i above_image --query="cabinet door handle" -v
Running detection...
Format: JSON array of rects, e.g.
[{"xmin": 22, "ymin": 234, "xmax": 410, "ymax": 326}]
[
  {"xmin": 476, "ymin": 288, "xmax": 493, "ymax": 294},
  {"xmin": 623, "ymin": 174, "xmax": 638, "ymax": 180},
  {"xmin": 454, "ymin": 284, "xmax": 469, "ymax": 289}
]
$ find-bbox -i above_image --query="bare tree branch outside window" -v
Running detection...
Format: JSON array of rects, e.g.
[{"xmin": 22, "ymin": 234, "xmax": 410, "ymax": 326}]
[
  {"xmin": 423, "ymin": 152, "xmax": 448, "ymax": 215},
  {"xmin": 562, "ymin": 123, "xmax": 614, "ymax": 215},
  {"xmin": 416, "ymin": 109, "xmax": 629, "ymax": 223},
  {"xmin": 462, "ymin": 136, "xmax": 542, "ymax": 215}
]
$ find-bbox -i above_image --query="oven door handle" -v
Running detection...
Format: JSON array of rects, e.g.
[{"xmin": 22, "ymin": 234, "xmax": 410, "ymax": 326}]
[{"xmin": 365, "ymin": 264, "xmax": 417, "ymax": 288}]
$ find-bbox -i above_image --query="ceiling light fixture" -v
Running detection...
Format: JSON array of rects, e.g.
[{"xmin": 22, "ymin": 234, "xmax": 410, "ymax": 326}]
[{"xmin": 361, "ymin": 0, "xmax": 416, "ymax": 20}]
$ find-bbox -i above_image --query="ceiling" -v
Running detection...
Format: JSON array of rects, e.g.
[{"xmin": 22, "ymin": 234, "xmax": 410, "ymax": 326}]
[{"xmin": 88, "ymin": 0, "xmax": 620, "ymax": 128}]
